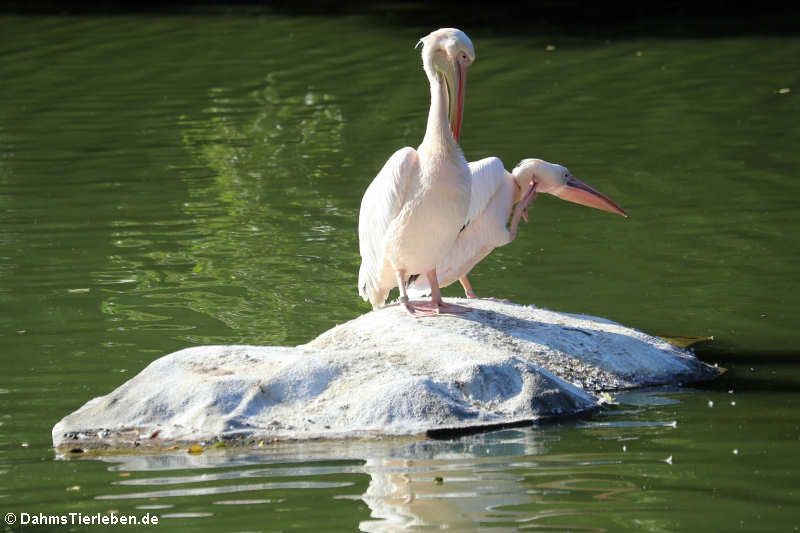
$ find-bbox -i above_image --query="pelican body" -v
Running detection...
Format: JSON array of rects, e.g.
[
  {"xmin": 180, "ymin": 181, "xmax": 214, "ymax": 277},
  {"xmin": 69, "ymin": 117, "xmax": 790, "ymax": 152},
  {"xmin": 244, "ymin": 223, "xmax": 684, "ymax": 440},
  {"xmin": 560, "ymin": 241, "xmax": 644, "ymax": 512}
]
[
  {"xmin": 358, "ymin": 28, "xmax": 476, "ymax": 317},
  {"xmin": 408, "ymin": 158, "xmax": 628, "ymax": 298}
]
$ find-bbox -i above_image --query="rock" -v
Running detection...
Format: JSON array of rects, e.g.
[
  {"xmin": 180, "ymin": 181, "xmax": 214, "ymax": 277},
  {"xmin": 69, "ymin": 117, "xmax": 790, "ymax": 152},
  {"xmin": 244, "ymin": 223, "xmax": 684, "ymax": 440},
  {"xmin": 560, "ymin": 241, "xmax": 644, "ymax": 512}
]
[{"xmin": 52, "ymin": 299, "xmax": 718, "ymax": 449}]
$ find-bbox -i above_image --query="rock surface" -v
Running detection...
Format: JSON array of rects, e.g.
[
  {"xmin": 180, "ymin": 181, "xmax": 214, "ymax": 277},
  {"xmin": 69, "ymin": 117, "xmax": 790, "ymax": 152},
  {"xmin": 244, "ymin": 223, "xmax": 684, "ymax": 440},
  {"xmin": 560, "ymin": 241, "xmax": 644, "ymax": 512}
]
[{"xmin": 52, "ymin": 299, "xmax": 718, "ymax": 449}]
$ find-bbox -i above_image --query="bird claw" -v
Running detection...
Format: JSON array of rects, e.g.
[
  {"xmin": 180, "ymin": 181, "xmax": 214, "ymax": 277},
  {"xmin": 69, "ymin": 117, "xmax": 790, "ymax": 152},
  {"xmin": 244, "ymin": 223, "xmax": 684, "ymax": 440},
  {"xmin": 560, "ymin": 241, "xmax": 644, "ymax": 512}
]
[
  {"xmin": 520, "ymin": 180, "xmax": 538, "ymax": 223},
  {"xmin": 400, "ymin": 299, "xmax": 470, "ymax": 317},
  {"xmin": 435, "ymin": 302, "xmax": 471, "ymax": 314},
  {"xmin": 402, "ymin": 300, "xmax": 439, "ymax": 317}
]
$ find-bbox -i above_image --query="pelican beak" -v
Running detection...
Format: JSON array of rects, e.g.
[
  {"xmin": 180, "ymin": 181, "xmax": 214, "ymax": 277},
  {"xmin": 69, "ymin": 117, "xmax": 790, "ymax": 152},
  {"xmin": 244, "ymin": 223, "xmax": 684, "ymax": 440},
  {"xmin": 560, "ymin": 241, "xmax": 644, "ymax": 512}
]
[
  {"xmin": 447, "ymin": 58, "xmax": 466, "ymax": 142},
  {"xmin": 555, "ymin": 176, "xmax": 628, "ymax": 217}
]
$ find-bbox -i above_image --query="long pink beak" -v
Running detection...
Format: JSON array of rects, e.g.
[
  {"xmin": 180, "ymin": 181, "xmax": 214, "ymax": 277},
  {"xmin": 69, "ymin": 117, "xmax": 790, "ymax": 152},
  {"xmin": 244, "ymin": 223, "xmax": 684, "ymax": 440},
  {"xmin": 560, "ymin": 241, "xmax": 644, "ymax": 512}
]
[
  {"xmin": 450, "ymin": 61, "xmax": 466, "ymax": 142},
  {"xmin": 555, "ymin": 176, "xmax": 628, "ymax": 217}
]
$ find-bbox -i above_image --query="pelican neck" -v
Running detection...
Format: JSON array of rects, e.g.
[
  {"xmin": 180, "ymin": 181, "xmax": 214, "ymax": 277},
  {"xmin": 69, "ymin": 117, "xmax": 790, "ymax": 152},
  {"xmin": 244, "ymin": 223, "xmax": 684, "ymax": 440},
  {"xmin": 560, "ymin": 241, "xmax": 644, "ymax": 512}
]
[{"xmin": 420, "ymin": 72, "xmax": 457, "ymax": 151}]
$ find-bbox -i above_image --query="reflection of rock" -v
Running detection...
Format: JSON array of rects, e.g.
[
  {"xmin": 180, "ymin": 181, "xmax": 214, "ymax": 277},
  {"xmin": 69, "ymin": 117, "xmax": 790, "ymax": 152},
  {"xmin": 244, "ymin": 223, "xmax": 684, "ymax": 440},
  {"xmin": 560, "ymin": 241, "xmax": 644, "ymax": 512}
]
[
  {"xmin": 52, "ymin": 299, "xmax": 718, "ymax": 449},
  {"xmin": 85, "ymin": 429, "xmax": 548, "ymax": 530},
  {"xmin": 80, "ymin": 425, "xmax": 646, "ymax": 531}
]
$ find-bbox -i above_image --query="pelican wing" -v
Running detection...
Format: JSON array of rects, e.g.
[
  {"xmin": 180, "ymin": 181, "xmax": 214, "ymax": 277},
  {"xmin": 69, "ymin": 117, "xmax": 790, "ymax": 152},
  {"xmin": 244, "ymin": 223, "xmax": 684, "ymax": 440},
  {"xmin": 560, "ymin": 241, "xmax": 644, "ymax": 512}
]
[
  {"xmin": 358, "ymin": 146, "xmax": 419, "ymax": 306},
  {"xmin": 464, "ymin": 157, "xmax": 508, "ymax": 226},
  {"xmin": 408, "ymin": 156, "xmax": 511, "ymax": 297}
]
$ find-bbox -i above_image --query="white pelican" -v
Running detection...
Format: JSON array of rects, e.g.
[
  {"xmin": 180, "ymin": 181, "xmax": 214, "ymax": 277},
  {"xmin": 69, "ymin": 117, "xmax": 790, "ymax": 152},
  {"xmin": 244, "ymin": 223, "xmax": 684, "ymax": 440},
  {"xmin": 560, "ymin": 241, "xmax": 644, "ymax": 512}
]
[
  {"xmin": 408, "ymin": 157, "xmax": 628, "ymax": 299},
  {"xmin": 357, "ymin": 28, "xmax": 476, "ymax": 317}
]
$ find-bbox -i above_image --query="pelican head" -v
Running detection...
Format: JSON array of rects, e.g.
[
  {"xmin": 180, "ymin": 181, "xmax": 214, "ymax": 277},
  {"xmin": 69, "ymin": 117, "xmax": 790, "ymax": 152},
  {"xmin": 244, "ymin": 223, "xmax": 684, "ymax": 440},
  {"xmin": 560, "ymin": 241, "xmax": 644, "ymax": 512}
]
[
  {"xmin": 512, "ymin": 158, "xmax": 628, "ymax": 217},
  {"xmin": 418, "ymin": 28, "xmax": 475, "ymax": 141}
]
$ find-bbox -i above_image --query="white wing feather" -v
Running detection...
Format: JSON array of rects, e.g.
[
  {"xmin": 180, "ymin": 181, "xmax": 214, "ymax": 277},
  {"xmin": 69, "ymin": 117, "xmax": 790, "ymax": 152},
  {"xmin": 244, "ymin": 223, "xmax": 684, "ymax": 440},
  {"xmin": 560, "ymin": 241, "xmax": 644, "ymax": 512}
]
[
  {"xmin": 464, "ymin": 157, "xmax": 507, "ymax": 226},
  {"xmin": 358, "ymin": 147, "xmax": 419, "ymax": 307},
  {"xmin": 408, "ymin": 156, "xmax": 513, "ymax": 297}
]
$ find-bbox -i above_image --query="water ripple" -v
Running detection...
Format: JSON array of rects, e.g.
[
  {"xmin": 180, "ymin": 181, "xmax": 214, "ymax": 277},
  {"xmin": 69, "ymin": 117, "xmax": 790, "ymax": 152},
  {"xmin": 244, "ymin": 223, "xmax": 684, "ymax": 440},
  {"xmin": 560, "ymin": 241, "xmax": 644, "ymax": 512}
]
[{"xmin": 96, "ymin": 480, "xmax": 354, "ymax": 500}]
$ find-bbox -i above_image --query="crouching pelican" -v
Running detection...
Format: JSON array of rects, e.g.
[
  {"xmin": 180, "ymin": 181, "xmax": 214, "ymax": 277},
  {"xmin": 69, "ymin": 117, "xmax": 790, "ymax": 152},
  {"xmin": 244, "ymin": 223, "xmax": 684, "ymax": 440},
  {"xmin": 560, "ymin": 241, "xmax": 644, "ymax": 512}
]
[
  {"xmin": 408, "ymin": 157, "xmax": 628, "ymax": 299},
  {"xmin": 357, "ymin": 28, "xmax": 476, "ymax": 317}
]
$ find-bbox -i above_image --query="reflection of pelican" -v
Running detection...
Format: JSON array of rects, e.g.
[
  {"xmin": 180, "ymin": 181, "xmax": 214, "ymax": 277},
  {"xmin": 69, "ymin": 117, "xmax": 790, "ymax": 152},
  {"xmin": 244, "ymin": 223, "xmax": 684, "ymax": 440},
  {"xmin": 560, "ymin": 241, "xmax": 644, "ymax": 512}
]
[
  {"xmin": 358, "ymin": 28, "xmax": 475, "ymax": 317},
  {"xmin": 409, "ymin": 158, "xmax": 628, "ymax": 299},
  {"xmin": 92, "ymin": 432, "xmax": 548, "ymax": 532}
]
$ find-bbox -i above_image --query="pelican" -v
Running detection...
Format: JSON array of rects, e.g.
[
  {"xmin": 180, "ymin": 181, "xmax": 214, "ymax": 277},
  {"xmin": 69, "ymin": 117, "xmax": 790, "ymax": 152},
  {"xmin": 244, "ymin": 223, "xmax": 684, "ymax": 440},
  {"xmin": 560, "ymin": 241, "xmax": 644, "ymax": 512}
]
[
  {"xmin": 408, "ymin": 157, "xmax": 628, "ymax": 298},
  {"xmin": 357, "ymin": 28, "xmax": 476, "ymax": 317}
]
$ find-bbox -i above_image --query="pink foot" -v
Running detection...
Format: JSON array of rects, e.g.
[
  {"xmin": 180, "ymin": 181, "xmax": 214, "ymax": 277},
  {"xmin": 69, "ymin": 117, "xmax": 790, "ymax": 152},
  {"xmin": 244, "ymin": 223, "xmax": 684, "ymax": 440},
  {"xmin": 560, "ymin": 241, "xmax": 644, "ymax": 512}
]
[
  {"xmin": 437, "ymin": 301, "xmax": 471, "ymax": 314},
  {"xmin": 415, "ymin": 300, "xmax": 471, "ymax": 314},
  {"xmin": 480, "ymin": 296, "xmax": 511, "ymax": 303},
  {"xmin": 400, "ymin": 299, "xmax": 471, "ymax": 317},
  {"xmin": 401, "ymin": 300, "xmax": 440, "ymax": 317}
]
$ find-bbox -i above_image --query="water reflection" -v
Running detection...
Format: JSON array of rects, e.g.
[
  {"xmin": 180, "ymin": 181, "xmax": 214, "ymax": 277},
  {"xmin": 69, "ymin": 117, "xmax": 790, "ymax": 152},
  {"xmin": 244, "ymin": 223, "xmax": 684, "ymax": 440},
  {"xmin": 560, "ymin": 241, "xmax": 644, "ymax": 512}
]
[
  {"xmin": 97, "ymin": 480, "xmax": 355, "ymax": 500},
  {"xmin": 180, "ymin": 71, "xmax": 347, "ymax": 205},
  {"xmin": 81, "ymin": 390, "xmax": 694, "ymax": 532},
  {"xmin": 163, "ymin": 72, "xmax": 355, "ymax": 344},
  {"xmin": 94, "ymin": 70, "xmax": 357, "ymax": 347}
]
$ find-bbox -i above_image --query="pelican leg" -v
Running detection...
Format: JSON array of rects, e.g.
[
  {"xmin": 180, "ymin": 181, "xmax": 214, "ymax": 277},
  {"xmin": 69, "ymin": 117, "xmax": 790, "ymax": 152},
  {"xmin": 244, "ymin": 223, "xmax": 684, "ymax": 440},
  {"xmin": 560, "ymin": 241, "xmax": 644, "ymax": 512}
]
[
  {"xmin": 395, "ymin": 269, "xmax": 438, "ymax": 317},
  {"xmin": 459, "ymin": 274, "xmax": 510, "ymax": 303},
  {"xmin": 422, "ymin": 269, "xmax": 470, "ymax": 314},
  {"xmin": 509, "ymin": 180, "xmax": 538, "ymax": 242},
  {"xmin": 459, "ymin": 276, "xmax": 478, "ymax": 299}
]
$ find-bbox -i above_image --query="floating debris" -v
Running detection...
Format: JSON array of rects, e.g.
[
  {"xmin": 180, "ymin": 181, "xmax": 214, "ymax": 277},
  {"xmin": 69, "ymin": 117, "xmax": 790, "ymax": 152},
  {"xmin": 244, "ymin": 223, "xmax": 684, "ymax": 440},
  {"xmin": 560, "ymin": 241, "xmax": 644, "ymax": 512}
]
[
  {"xmin": 660, "ymin": 335, "xmax": 714, "ymax": 349},
  {"xmin": 187, "ymin": 445, "xmax": 204, "ymax": 455},
  {"xmin": 545, "ymin": 44, "xmax": 556, "ymax": 52},
  {"xmin": 598, "ymin": 392, "xmax": 615, "ymax": 404},
  {"xmin": 777, "ymin": 87, "xmax": 790, "ymax": 94},
  {"xmin": 433, "ymin": 476, "xmax": 444, "ymax": 485}
]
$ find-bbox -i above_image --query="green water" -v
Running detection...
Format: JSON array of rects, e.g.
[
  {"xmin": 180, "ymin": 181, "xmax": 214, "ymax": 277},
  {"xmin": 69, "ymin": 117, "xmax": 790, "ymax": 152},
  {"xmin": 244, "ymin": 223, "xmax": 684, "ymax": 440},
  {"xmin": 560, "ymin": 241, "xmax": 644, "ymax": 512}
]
[{"xmin": 1, "ymin": 11, "xmax": 799, "ymax": 532}]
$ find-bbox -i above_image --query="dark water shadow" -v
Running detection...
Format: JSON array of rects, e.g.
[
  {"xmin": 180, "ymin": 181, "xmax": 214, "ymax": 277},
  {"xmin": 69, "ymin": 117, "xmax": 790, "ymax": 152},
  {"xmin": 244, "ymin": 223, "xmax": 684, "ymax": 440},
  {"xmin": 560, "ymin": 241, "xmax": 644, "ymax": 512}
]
[
  {"xmin": 690, "ymin": 351, "xmax": 800, "ymax": 394},
  {"xmin": 693, "ymin": 344, "xmax": 800, "ymax": 364},
  {"xmin": 5, "ymin": 1, "xmax": 800, "ymax": 38}
]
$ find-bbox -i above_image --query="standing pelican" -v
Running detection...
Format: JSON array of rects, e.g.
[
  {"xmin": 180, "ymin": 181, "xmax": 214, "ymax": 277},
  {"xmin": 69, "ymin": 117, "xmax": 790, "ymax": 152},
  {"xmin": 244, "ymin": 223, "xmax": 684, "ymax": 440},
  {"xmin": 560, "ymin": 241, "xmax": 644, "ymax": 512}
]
[
  {"xmin": 408, "ymin": 157, "xmax": 628, "ymax": 298},
  {"xmin": 358, "ymin": 28, "xmax": 476, "ymax": 317}
]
